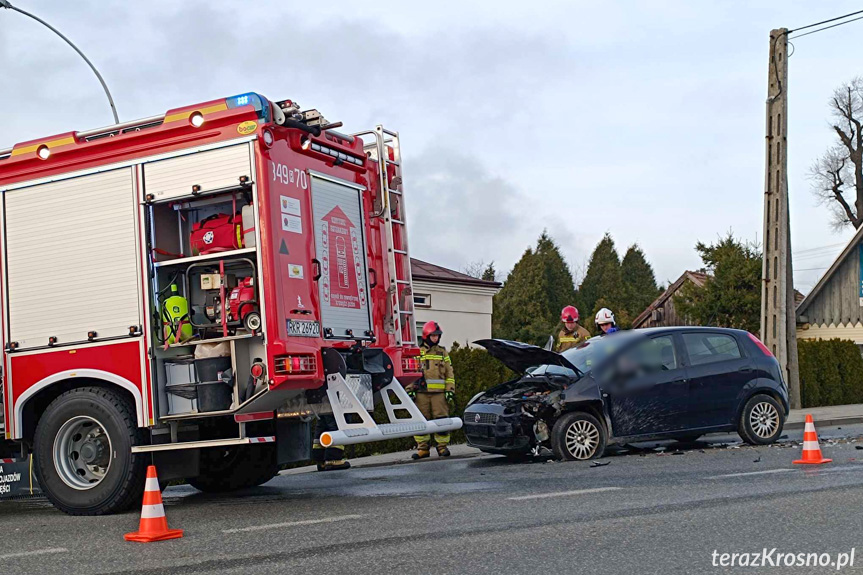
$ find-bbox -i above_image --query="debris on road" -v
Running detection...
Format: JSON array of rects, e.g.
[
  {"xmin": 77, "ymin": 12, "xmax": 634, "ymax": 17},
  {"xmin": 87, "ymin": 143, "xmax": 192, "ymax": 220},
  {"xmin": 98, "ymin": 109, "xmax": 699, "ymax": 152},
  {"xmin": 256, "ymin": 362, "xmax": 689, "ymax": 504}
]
[{"xmin": 590, "ymin": 461, "xmax": 610, "ymax": 468}]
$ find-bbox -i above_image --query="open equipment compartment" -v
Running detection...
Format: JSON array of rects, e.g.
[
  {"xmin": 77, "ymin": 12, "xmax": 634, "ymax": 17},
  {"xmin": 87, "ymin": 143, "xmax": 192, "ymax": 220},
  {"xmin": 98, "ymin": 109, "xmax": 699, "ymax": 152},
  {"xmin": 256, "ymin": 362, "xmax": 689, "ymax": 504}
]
[{"xmin": 143, "ymin": 141, "xmax": 265, "ymax": 420}]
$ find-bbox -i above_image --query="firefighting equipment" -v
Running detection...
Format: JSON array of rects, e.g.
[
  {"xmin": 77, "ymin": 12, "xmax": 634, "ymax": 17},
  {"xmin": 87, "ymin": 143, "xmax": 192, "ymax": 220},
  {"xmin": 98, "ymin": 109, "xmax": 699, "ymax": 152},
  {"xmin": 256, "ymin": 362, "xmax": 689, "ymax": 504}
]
[
  {"xmin": 313, "ymin": 415, "xmax": 350, "ymax": 471},
  {"xmin": 190, "ymin": 213, "xmax": 242, "ymax": 255},
  {"xmin": 595, "ymin": 308, "xmax": 616, "ymax": 327},
  {"xmin": 422, "ymin": 321, "xmax": 442, "ymax": 340},
  {"xmin": 407, "ymin": 389, "xmax": 417, "ymax": 400},
  {"xmin": 561, "ymin": 305, "xmax": 579, "ymax": 323},
  {"xmin": 241, "ymin": 203, "xmax": 256, "ymax": 249},
  {"xmin": 418, "ymin": 343, "xmax": 455, "ymax": 393},
  {"xmin": 412, "ymin": 392, "xmax": 451, "ymax": 451},
  {"xmin": 437, "ymin": 445, "xmax": 451, "ymax": 457},
  {"xmin": 445, "ymin": 390, "xmax": 455, "ymax": 404},
  {"xmin": 161, "ymin": 285, "xmax": 193, "ymax": 344},
  {"xmin": 228, "ymin": 277, "xmax": 260, "ymax": 331},
  {"xmin": 556, "ymin": 324, "xmax": 591, "ymax": 352}
]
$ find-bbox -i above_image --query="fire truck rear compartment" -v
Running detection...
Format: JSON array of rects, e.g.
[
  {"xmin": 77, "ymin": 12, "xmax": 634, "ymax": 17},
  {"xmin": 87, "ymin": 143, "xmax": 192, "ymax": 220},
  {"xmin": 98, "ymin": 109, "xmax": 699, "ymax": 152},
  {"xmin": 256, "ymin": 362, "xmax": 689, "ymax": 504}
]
[{"xmin": 0, "ymin": 94, "xmax": 464, "ymax": 512}]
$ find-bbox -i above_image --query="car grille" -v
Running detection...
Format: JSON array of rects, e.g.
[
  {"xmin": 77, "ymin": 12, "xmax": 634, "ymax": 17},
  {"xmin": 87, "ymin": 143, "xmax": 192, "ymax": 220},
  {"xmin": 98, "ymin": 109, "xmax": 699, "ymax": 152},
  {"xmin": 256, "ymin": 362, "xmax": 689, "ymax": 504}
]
[{"xmin": 464, "ymin": 412, "xmax": 498, "ymax": 425}]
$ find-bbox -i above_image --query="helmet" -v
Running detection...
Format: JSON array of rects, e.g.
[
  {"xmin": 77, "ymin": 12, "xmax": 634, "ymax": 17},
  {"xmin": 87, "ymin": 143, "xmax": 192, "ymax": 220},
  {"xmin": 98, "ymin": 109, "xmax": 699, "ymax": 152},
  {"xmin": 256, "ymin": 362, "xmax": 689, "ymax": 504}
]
[
  {"xmin": 561, "ymin": 305, "xmax": 579, "ymax": 323},
  {"xmin": 422, "ymin": 321, "xmax": 443, "ymax": 339},
  {"xmin": 595, "ymin": 308, "xmax": 615, "ymax": 326}
]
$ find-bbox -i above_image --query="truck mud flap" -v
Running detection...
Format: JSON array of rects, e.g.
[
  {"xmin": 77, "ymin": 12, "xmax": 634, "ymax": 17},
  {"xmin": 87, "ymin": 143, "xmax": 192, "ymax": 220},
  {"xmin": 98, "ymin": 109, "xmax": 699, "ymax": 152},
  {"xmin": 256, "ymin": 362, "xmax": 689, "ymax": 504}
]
[
  {"xmin": 0, "ymin": 457, "xmax": 40, "ymax": 499},
  {"xmin": 317, "ymin": 374, "xmax": 462, "ymax": 448}
]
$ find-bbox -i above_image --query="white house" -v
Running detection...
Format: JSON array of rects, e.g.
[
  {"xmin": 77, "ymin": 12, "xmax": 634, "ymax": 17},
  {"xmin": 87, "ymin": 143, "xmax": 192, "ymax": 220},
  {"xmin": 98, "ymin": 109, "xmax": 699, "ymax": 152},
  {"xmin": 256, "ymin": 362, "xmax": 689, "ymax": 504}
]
[{"xmin": 410, "ymin": 258, "xmax": 501, "ymax": 348}]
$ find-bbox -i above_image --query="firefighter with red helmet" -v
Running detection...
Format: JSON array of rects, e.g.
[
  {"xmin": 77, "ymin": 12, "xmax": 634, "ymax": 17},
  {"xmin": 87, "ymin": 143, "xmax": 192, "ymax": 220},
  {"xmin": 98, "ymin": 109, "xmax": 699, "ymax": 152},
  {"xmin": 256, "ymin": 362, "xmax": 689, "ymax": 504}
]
[
  {"xmin": 409, "ymin": 321, "xmax": 456, "ymax": 459},
  {"xmin": 556, "ymin": 305, "xmax": 591, "ymax": 352}
]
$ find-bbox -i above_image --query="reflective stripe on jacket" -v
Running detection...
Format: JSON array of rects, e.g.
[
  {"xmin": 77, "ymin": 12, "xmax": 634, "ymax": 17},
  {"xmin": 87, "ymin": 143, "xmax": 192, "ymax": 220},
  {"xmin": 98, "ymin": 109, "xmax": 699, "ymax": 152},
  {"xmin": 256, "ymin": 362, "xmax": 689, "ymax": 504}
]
[
  {"xmin": 555, "ymin": 325, "xmax": 591, "ymax": 352},
  {"xmin": 419, "ymin": 343, "xmax": 455, "ymax": 392}
]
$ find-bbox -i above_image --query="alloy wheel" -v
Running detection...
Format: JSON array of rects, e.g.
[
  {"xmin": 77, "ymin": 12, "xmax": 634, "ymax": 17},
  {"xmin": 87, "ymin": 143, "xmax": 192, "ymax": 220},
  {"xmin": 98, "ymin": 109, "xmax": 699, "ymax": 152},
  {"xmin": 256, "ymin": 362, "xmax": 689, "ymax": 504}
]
[
  {"xmin": 749, "ymin": 401, "xmax": 780, "ymax": 439},
  {"xmin": 564, "ymin": 419, "xmax": 600, "ymax": 459}
]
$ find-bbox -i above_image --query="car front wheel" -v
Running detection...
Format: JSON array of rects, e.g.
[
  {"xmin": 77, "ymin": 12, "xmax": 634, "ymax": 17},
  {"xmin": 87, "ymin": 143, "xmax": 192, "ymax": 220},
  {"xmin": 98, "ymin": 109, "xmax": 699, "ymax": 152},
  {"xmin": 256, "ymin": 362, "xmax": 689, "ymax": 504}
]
[
  {"xmin": 551, "ymin": 412, "xmax": 607, "ymax": 461},
  {"xmin": 738, "ymin": 394, "xmax": 784, "ymax": 445}
]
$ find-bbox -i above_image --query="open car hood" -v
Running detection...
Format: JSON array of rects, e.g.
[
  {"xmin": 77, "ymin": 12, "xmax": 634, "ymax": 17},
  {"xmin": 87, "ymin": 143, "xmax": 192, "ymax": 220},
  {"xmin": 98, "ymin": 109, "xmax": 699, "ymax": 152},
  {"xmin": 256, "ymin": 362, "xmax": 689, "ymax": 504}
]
[{"xmin": 474, "ymin": 339, "xmax": 578, "ymax": 374}]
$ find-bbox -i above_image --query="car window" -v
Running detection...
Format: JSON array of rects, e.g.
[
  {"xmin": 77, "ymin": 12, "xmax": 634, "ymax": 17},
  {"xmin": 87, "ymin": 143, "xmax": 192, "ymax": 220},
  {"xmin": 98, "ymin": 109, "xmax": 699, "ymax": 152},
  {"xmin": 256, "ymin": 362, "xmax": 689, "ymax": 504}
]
[
  {"xmin": 682, "ymin": 333, "xmax": 742, "ymax": 366},
  {"xmin": 561, "ymin": 332, "xmax": 636, "ymax": 373},
  {"xmin": 614, "ymin": 335, "xmax": 677, "ymax": 379}
]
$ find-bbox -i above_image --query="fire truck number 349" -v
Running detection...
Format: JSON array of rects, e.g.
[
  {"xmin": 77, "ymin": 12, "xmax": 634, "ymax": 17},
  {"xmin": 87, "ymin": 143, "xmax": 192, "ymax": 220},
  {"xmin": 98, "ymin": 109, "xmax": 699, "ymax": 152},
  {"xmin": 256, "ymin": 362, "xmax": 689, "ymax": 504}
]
[{"xmin": 271, "ymin": 161, "xmax": 308, "ymax": 190}]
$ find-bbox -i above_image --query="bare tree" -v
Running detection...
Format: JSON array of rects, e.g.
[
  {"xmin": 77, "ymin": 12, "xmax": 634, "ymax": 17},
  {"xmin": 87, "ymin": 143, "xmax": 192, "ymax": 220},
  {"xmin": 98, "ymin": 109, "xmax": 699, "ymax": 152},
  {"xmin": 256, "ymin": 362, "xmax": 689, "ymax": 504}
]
[
  {"xmin": 810, "ymin": 77, "xmax": 863, "ymax": 230},
  {"xmin": 462, "ymin": 260, "xmax": 488, "ymax": 279}
]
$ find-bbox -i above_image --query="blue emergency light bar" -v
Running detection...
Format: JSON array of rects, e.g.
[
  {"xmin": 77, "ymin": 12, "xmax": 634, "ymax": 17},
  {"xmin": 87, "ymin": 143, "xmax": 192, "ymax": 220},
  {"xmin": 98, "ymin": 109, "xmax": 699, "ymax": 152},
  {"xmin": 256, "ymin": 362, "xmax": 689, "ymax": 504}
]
[{"xmin": 225, "ymin": 92, "xmax": 271, "ymax": 122}]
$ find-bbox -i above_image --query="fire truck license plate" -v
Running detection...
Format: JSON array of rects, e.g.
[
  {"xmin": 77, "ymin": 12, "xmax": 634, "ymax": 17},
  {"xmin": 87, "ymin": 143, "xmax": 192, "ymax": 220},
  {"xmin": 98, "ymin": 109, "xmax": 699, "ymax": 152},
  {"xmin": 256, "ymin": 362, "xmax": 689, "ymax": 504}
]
[{"xmin": 287, "ymin": 319, "xmax": 320, "ymax": 337}]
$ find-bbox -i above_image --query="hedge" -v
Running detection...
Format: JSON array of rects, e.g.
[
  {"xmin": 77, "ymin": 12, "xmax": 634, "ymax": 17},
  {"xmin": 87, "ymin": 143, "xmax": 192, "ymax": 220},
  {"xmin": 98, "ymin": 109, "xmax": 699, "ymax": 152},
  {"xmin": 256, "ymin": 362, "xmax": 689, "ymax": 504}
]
[
  {"xmin": 798, "ymin": 339, "xmax": 863, "ymax": 408},
  {"xmin": 342, "ymin": 343, "xmax": 514, "ymax": 458}
]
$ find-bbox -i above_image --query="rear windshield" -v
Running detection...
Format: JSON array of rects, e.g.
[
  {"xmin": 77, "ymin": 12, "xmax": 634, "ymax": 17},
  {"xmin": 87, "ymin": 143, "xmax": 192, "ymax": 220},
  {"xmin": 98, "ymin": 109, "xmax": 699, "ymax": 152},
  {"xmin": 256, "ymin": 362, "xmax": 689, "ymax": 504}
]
[{"xmin": 561, "ymin": 332, "xmax": 636, "ymax": 373}]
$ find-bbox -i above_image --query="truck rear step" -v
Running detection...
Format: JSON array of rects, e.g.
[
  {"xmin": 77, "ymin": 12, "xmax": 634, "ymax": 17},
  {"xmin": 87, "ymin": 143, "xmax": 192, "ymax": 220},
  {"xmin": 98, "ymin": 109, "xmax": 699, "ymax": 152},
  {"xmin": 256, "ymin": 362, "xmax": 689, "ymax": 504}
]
[{"xmin": 318, "ymin": 374, "xmax": 463, "ymax": 448}]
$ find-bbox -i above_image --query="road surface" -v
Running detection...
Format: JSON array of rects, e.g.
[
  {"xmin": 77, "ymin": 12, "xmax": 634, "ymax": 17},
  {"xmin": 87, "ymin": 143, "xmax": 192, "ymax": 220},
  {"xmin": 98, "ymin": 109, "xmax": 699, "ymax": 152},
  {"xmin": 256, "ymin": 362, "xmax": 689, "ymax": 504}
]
[{"xmin": 2, "ymin": 424, "xmax": 862, "ymax": 575}]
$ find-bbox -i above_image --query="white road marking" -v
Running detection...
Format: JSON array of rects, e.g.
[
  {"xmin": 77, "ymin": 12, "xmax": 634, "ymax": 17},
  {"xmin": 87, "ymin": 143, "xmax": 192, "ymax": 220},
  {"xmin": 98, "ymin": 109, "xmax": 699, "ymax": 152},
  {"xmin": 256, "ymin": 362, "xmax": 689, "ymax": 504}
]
[
  {"xmin": 223, "ymin": 514, "xmax": 363, "ymax": 534},
  {"xmin": 0, "ymin": 548, "xmax": 68, "ymax": 560},
  {"xmin": 508, "ymin": 487, "xmax": 622, "ymax": 501},
  {"xmin": 709, "ymin": 469, "xmax": 794, "ymax": 479}
]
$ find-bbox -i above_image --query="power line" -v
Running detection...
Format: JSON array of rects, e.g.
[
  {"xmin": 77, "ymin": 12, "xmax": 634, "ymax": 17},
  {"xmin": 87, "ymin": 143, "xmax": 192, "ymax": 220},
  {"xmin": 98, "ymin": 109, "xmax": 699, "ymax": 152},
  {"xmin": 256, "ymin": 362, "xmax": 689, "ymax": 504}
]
[
  {"xmin": 789, "ymin": 13, "xmax": 863, "ymax": 39},
  {"xmin": 793, "ymin": 242, "xmax": 846, "ymax": 254},
  {"xmin": 789, "ymin": 8, "xmax": 863, "ymax": 34},
  {"xmin": 793, "ymin": 266, "xmax": 829, "ymax": 272}
]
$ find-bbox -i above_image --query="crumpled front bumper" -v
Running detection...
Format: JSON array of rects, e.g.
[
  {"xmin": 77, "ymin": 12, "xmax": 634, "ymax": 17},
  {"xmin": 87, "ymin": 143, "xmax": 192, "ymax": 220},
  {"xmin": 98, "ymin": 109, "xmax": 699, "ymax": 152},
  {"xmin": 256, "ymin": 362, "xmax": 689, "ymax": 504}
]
[{"xmin": 463, "ymin": 403, "xmax": 532, "ymax": 453}]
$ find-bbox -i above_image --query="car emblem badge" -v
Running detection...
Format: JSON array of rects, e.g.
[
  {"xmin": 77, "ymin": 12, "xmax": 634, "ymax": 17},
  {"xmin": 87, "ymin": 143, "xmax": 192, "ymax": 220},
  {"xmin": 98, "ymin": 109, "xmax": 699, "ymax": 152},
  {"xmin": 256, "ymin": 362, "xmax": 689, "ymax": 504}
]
[{"xmin": 474, "ymin": 413, "xmax": 481, "ymax": 423}]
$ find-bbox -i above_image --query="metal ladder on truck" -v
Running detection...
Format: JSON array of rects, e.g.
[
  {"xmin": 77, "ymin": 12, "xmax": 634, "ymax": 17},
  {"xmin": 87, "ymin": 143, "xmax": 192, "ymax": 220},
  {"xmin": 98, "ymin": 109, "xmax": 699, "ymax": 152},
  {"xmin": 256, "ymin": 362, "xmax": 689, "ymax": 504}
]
[
  {"xmin": 363, "ymin": 126, "xmax": 416, "ymax": 346},
  {"xmin": 316, "ymin": 126, "xmax": 461, "ymax": 448}
]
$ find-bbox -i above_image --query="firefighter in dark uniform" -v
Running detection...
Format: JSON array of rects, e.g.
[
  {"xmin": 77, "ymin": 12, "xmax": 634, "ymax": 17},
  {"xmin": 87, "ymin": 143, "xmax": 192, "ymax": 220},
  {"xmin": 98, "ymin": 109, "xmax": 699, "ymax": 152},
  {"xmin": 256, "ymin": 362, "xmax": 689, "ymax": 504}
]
[
  {"xmin": 409, "ymin": 321, "xmax": 456, "ymax": 459},
  {"xmin": 313, "ymin": 414, "xmax": 350, "ymax": 471}
]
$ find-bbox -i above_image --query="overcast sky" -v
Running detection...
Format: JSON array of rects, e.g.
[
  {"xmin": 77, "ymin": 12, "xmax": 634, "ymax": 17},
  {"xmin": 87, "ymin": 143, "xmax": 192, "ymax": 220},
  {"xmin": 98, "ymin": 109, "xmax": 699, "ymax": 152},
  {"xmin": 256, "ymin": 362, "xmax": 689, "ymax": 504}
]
[{"xmin": 2, "ymin": 1, "xmax": 862, "ymax": 293}]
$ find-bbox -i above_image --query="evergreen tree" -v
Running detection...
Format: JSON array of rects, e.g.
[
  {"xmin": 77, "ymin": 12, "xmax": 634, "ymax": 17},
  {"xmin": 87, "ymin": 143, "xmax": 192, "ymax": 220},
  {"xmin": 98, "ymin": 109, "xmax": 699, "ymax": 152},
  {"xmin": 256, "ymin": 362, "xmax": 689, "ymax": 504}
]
[
  {"xmin": 492, "ymin": 232, "xmax": 577, "ymax": 346},
  {"xmin": 577, "ymin": 234, "xmax": 623, "ymax": 325},
  {"xmin": 481, "ymin": 262, "xmax": 497, "ymax": 282},
  {"xmin": 673, "ymin": 233, "xmax": 761, "ymax": 332},
  {"xmin": 620, "ymin": 244, "xmax": 660, "ymax": 321}
]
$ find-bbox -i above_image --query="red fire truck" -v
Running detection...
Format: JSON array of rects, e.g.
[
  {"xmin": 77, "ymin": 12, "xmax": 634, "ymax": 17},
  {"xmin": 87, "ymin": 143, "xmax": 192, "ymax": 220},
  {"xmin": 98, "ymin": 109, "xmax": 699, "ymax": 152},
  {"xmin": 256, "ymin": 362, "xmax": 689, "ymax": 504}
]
[{"xmin": 0, "ymin": 92, "xmax": 462, "ymax": 515}]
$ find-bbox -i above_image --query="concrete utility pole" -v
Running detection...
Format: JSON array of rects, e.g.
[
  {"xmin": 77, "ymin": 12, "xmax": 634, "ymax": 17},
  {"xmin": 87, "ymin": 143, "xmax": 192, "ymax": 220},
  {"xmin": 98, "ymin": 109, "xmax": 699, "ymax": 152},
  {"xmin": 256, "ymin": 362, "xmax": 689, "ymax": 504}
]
[{"xmin": 761, "ymin": 29, "xmax": 801, "ymax": 409}]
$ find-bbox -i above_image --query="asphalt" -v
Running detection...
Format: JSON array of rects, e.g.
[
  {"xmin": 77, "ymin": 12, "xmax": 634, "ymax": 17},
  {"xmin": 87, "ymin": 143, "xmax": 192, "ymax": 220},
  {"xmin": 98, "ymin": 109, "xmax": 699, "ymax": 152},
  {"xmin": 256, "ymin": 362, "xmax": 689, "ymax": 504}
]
[{"xmin": 3, "ymin": 421, "xmax": 863, "ymax": 575}]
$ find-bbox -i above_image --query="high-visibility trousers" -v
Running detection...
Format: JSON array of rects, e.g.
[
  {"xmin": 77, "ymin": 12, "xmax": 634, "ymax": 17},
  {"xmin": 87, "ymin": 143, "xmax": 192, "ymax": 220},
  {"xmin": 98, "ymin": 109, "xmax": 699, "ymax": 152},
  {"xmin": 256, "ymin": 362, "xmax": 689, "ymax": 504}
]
[{"xmin": 413, "ymin": 392, "xmax": 450, "ymax": 448}]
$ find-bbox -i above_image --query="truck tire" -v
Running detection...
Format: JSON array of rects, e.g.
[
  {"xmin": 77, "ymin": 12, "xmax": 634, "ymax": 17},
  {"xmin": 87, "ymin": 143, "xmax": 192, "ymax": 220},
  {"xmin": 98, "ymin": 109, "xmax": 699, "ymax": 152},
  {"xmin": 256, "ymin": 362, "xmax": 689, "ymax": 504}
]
[
  {"xmin": 188, "ymin": 444, "xmax": 278, "ymax": 493},
  {"xmin": 738, "ymin": 394, "xmax": 784, "ymax": 445},
  {"xmin": 551, "ymin": 411, "xmax": 607, "ymax": 461},
  {"xmin": 33, "ymin": 386, "xmax": 146, "ymax": 515}
]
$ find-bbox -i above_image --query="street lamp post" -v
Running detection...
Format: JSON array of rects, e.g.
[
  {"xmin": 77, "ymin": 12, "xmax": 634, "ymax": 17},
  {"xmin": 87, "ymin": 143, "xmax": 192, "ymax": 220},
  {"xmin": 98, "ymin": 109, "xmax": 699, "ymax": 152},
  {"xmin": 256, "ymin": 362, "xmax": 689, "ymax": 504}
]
[{"xmin": 1, "ymin": 0, "xmax": 119, "ymax": 124}]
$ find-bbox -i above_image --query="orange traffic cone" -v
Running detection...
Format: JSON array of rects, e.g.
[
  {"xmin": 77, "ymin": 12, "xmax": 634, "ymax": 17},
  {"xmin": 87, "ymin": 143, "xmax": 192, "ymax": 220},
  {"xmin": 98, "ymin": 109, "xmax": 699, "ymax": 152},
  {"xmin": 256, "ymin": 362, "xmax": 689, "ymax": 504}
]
[
  {"xmin": 124, "ymin": 466, "xmax": 184, "ymax": 542},
  {"xmin": 793, "ymin": 414, "xmax": 832, "ymax": 465}
]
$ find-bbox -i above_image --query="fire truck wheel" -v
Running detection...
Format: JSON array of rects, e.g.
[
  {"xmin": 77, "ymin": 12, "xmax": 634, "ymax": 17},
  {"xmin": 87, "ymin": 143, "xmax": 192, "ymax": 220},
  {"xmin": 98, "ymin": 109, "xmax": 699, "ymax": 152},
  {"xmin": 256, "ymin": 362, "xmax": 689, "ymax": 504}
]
[
  {"xmin": 33, "ymin": 386, "xmax": 147, "ymax": 516},
  {"xmin": 243, "ymin": 311, "xmax": 261, "ymax": 332},
  {"xmin": 188, "ymin": 444, "xmax": 278, "ymax": 493}
]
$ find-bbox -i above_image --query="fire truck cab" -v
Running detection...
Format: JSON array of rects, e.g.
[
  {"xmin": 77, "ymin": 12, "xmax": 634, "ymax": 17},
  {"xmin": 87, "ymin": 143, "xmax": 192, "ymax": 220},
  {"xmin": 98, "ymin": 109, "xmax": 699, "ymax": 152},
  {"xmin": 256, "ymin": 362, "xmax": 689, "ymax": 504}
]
[{"xmin": 0, "ymin": 92, "xmax": 461, "ymax": 514}]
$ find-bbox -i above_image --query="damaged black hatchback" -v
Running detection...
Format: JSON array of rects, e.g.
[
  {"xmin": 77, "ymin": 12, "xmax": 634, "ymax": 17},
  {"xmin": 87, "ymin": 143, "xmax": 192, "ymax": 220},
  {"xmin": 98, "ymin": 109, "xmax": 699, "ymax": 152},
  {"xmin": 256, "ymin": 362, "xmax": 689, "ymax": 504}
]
[{"xmin": 464, "ymin": 328, "xmax": 789, "ymax": 461}]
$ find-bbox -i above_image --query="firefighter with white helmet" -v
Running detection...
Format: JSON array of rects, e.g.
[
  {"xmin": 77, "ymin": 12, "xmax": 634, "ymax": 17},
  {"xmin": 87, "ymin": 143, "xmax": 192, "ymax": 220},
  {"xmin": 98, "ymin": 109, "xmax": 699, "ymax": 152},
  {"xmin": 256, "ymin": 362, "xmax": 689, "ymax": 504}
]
[
  {"xmin": 408, "ymin": 321, "xmax": 456, "ymax": 459},
  {"xmin": 595, "ymin": 307, "xmax": 619, "ymax": 335},
  {"xmin": 556, "ymin": 305, "xmax": 591, "ymax": 352}
]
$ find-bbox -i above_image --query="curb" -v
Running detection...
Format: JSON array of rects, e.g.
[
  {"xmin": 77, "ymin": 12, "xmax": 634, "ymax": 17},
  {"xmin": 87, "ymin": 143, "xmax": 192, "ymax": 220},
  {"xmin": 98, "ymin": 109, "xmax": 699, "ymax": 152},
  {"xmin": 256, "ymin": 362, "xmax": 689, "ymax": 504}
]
[{"xmin": 785, "ymin": 415, "xmax": 863, "ymax": 431}]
